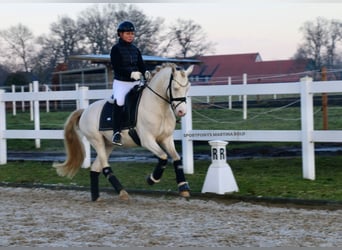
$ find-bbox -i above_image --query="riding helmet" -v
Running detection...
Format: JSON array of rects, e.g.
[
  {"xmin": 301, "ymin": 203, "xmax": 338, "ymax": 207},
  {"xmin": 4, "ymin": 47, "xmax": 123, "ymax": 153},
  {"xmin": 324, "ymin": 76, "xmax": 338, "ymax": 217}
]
[{"xmin": 117, "ymin": 21, "xmax": 135, "ymax": 36}]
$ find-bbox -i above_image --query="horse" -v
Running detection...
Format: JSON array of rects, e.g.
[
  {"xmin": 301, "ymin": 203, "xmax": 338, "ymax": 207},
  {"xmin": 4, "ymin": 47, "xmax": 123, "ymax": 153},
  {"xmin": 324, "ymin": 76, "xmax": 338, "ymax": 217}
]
[{"xmin": 54, "ymin": 63, "xmax": 194, "ymax": 202}]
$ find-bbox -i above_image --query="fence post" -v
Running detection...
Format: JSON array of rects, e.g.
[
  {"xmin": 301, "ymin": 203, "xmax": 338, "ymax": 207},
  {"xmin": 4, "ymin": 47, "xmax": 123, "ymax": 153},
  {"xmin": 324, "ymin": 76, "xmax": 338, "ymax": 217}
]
[
  {"xmin": 12, "ymin": 85, "xmax": 16, "ymax": 116},
  {"xmin": 228, "ymin": 77, "xmax": 232, "ymax": 109},
  {"xmin": 243, "ymin": 73, "xmax": 247, "ymax": 120},
  {"xmin": 75, "ymin": 83, "xmax": 80, "ymax": 109},
  {"xmin": 44, "ymin": 84, "xmax": 50, "ymax": 113},
  {"xmin": 300, "ymin": 76, "xmax": 315, "ymax": 180},
  {"xmin": 78, "ymin": 86, "xmax": 91, "ymax": 168},
  {"xmin": 321, "ymin": 67, "xmax": 328, "ymax": 130},
  {"xmin": 29, "ymin": 83, "xmax": 33, "ymax": 121},
  {"xmin": 21, "ymin": 86, "xmax": 25, "ymax": 112},
  {"xmin": 0, "ymin": 89, "xmax": 7, "ymax": 164},
  {"xmin": 182, "ymin": 97, "xmax": 194, "ymax": 174},
  {"xmin": 33, "ymin": 81, "xmax": 41, "ymax": 148}
]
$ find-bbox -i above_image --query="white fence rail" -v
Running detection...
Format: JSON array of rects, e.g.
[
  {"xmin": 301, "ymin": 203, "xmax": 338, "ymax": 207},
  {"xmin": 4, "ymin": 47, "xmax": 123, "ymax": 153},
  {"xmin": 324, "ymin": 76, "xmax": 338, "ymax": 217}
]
[{"xmin": 1, "ymin": 77, "xmax": 342, "ymax": 180}]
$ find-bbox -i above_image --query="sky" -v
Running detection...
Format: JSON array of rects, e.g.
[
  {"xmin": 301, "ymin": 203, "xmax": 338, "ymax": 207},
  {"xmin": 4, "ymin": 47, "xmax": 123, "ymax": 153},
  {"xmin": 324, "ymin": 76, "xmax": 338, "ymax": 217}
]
[{"xmin": 0, "ymin": 0, "xmax": 342, "ymax": 61}]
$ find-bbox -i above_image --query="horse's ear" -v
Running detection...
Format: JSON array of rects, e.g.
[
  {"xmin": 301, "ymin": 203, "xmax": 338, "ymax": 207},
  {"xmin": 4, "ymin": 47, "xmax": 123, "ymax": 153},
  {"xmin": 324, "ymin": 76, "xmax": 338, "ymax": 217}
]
[{"xmin": 185, "ymin": 65, "xmax": 194, "ymax": 76}]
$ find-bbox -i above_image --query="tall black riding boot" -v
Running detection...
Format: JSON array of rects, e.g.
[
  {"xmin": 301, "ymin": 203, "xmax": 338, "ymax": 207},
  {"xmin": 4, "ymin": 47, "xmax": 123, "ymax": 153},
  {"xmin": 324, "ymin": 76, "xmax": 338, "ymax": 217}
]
[{"xmin": 112, "ymin": 101, "xmax": 124, "ymax": 146}]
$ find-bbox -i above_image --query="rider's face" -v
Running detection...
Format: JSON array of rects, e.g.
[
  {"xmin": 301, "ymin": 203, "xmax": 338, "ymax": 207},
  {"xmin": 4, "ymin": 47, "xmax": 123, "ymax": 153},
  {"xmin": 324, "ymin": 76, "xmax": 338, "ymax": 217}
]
[{"xmin": 120, "ymin": 31, "xmax": 135, "ymax": 43}]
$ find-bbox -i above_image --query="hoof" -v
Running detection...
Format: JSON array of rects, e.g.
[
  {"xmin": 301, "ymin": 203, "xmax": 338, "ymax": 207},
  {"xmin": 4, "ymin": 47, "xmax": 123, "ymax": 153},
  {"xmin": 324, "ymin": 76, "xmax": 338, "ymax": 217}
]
[
  {"xmin": 119, "ymin": 190, "xmax": 130, "ymax": 201},
  {"xmin": 146, "ymin": 174, "xmax": 160, "ymax": 186},
  {"xmin": 179, "ymin": 190, "xmax": 190, "ymax": 198},
  {"xmin": 178, "ymin": 182, "xmax": 190, "ymax": 198},
  {"xmin": 146, "ymin": 175, "xmax": 155, "ymax": 185}
]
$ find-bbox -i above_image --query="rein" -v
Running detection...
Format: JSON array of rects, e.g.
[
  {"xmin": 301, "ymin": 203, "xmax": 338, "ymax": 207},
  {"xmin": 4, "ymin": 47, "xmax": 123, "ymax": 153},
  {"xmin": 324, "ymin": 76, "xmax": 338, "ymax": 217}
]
[{"xmin": 145, "ymin": 73, "xmax": 188, "ymax": 111}]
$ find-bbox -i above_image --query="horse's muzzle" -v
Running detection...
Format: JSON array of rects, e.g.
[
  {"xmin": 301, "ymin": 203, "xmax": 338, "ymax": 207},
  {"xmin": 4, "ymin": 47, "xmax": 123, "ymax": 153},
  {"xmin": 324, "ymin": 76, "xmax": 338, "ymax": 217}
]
[
  {"xmin": 176, "ymin": 109, "xmax": 186, "ymax": 117},
  {"xmin": 174, "ymin": 104, "xmax": 187, "ymax": 117}
]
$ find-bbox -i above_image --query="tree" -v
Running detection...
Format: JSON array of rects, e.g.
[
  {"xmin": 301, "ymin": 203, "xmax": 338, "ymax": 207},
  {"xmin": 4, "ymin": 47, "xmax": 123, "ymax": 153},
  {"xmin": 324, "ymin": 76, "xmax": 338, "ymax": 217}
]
[
  {"xmin": 49, "ymin": 16, "xmax": 86, "ymax": 63},
  {"xmin": 4, "ymin": 71, "xmax": 31, "ymax": 86},
  {"xmin": 30, "ymin": 35, "xmax": 62, "ymax": 84},
  {"xmin": 162, "ymin": 19, "xmax": 215, "ymax": 58},
  {"xmin": 77, "ymin": 4, "xmax": 117, "ymax": 54},
  {"xmin": 295, "ymin": 17, "xmax": 342, "ymax": 71},
  {"xmin": 325, "ymin": 19, "xmax": 342, "ymax": 67},
  {"xmin": 76, "ymin": 3, "xmax": 163, "ymax": 56},
  {"xmin": 31, "ymin": 16, "xmax": 87, "ymax": 84},
  {"xmin": 0, "ymin": 64, "xmax": 10, "ymax": 86},
  {"xmin": 114, "ymin": 4, "xmax": 164, "ymax": 55},
  {"xmin": 0, "ymin": 24, "xmax": 35, "ymax": 72}
]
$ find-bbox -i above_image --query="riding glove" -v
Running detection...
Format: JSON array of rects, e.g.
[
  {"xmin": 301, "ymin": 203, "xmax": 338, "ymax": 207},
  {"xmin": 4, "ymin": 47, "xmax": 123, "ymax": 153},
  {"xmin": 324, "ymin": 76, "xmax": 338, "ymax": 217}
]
[{"xmin": 130, "ymin": 71, "xmax": 142, "ymax": 81}]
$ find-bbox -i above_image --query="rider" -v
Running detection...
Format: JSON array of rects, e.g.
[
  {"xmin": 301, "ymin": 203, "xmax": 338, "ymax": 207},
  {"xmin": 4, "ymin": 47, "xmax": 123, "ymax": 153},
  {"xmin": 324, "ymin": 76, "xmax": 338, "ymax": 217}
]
[{"xmin": 110, "ymin": 21, "xmax": 147, "ymax": 146}]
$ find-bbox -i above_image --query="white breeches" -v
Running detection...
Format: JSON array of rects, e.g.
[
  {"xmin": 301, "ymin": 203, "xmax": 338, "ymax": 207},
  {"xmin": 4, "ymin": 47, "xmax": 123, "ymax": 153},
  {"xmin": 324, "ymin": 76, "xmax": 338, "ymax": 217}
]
[{"xmin": 112, "ymin": 79, "xmax": 140, "ymax": 106}]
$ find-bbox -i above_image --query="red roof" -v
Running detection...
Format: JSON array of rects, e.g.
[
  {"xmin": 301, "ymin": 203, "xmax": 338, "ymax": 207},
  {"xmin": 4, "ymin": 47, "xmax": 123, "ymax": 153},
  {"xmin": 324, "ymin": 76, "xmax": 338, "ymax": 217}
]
[{"xmin": 192, "ymin": 53, "xmax": 313, "ymax": 84}]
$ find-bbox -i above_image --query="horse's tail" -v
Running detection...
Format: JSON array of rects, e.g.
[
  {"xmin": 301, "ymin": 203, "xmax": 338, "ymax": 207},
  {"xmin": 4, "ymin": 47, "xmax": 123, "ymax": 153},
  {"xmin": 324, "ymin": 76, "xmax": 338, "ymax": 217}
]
[{"xmin": 53, "ymin": 109, "xmax": 85, "ymax": 179}]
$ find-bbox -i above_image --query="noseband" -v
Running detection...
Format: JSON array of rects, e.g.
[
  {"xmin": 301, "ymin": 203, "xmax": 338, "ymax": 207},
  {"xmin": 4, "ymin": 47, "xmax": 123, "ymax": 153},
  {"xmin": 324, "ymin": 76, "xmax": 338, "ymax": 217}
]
[{"xmin": 146, "ymin": 72, "xmax": 189, "ymax": 110}]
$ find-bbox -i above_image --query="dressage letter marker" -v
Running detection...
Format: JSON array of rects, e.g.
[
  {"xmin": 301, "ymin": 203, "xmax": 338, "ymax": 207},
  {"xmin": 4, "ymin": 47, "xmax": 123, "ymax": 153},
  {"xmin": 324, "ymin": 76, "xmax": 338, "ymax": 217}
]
[{"xmin": 201, "ymin": 140, "xmax": 239, "ymax": 194}]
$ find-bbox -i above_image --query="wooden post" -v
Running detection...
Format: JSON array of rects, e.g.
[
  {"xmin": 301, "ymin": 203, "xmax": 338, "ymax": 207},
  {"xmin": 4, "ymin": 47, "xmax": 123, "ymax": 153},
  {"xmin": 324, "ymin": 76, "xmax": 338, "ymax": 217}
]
[{"xmin": 321, "ymin": 67, "xmax": 328, "ymax": 130}]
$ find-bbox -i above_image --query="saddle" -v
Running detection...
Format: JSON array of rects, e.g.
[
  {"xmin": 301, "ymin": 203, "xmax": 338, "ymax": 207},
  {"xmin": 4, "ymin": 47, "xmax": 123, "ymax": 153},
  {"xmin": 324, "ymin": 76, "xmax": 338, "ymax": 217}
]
[{"xmin": 99, "ymin": 85, "xmax": 145, "ymax": 145}]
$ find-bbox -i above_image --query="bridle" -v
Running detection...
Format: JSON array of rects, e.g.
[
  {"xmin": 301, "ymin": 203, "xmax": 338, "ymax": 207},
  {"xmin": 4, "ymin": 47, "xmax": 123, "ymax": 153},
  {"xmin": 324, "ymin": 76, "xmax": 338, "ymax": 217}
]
[{"xmin": 145, "ymin": 72, "xmax": 189, "ymax": 111}]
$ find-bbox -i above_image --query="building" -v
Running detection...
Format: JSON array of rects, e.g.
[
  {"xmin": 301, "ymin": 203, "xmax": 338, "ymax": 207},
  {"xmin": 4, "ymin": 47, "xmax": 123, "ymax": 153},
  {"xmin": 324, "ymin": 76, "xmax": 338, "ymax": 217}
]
[
  {"xmin": 54, "ymin": 52, "xmax": 326, "ymax": 89},
  {"xmin": 191, "ymin": 53, "xmax": 315, "ymax": 85}
]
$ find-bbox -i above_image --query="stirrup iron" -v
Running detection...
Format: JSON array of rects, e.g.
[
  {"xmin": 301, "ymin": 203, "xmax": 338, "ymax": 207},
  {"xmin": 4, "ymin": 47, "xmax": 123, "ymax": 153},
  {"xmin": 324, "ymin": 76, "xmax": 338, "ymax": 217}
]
[{"xmin": 112, "ymin": 132, "xmax": 122, "ymax": 146}]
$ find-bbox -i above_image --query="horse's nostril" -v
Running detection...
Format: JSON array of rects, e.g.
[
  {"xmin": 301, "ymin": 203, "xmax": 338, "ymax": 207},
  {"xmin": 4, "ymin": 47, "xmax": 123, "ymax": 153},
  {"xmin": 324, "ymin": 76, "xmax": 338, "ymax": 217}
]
[{"xmin": 178, "ymin": 110, "xmax": 186, "ymax": 117}]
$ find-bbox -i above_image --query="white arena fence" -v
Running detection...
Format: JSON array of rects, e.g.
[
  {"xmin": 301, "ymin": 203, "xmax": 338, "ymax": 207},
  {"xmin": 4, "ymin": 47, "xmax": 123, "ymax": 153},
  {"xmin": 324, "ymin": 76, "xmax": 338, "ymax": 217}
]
[{"xmin": 1, "ymin": 77, "xmax": 342, "ymax": 180}]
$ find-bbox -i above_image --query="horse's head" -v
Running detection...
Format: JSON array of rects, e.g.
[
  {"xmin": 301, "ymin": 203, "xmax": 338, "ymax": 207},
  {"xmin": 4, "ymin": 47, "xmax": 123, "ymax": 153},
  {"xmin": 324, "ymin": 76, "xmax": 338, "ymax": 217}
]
[
  {"xmin": 146, "ymin": 63, "xmax": 194, "ymax": 118},
  {"xmin": 168, "ymin": 64, "xmax": 194, "ymax": 117}
]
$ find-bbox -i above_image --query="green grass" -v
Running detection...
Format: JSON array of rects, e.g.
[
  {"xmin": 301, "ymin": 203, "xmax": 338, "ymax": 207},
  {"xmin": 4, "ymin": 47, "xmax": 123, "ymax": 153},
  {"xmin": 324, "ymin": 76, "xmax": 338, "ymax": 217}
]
[
  {"xmin": 191, "ymin": 105, "xmax": 342, "ymax": 130},
  {"xmin": 2, "ymin": 98, "xmax": 342, "ymax": 202},
  {"xmin": 1, "ymin": 156, "xmax": 341, "ymax": 201},
  {"xmin": 6, "ymin": 110, "xmax": 70, "ymax": 151}
]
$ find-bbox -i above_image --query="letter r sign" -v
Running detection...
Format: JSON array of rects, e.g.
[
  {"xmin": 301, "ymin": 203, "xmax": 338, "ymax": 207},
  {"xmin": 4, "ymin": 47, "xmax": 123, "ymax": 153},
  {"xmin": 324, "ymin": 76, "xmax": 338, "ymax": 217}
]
[{"xmin": 212, "ymin": 147, "xmax": 226, "ymax": 161}]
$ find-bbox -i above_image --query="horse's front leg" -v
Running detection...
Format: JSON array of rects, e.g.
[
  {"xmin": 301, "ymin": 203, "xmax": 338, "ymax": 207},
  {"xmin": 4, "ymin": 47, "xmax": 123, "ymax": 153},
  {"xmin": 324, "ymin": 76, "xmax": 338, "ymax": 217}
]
[
  {"xmin": 160, "ymin": 137, "xmax": 191, "ymax": 198},
  {"xmin": 141, "ymin": 137, "xmax": 169, "ymax": 186},
  {"xmin": 146, "ymin": 157, "xmax": 168, "ymax": 185}
]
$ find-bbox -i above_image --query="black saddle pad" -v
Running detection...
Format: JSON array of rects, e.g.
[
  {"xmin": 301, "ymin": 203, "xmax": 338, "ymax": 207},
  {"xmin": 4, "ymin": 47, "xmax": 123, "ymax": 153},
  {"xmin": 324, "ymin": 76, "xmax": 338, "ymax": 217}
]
[{"xmin": 99, "ymin": 85, "xmax": 144, "ymax": 131}]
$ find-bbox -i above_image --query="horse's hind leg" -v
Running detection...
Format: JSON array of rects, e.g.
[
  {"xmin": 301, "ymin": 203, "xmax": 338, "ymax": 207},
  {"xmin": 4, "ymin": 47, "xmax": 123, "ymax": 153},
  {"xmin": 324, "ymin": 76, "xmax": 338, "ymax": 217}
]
[
  {"xmin": 102, "ymin": 165, "xmax": 129, "ymax": 201},
  {"xmin": 90, "ymin": 170, "xmax": 100, "ymax": 201},
  {"xmin": 89, "ymin": 137, "xmax": 129, "ymax": 201}
]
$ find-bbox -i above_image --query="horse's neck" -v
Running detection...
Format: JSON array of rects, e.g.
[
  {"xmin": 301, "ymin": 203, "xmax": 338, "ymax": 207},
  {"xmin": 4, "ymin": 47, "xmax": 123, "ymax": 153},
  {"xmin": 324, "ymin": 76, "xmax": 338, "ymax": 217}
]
[
  {"xmin": 149, "ymin": 68, "xmax": 171, "ymax": 98},
  {"xmin": 139, "ymin": 69, "xmax": 173, "ymax": 118},
  {"xmin": 144, "ymin": 69, "xmax": 171, "ymax": 104}
]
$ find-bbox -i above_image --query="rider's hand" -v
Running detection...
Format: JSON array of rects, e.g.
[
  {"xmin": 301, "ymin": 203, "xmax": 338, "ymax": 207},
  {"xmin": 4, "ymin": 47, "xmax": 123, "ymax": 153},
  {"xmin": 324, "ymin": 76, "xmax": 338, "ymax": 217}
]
[{"xmin": 130, "ymin": 71, "xmax": 142, "ymax": 81}]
